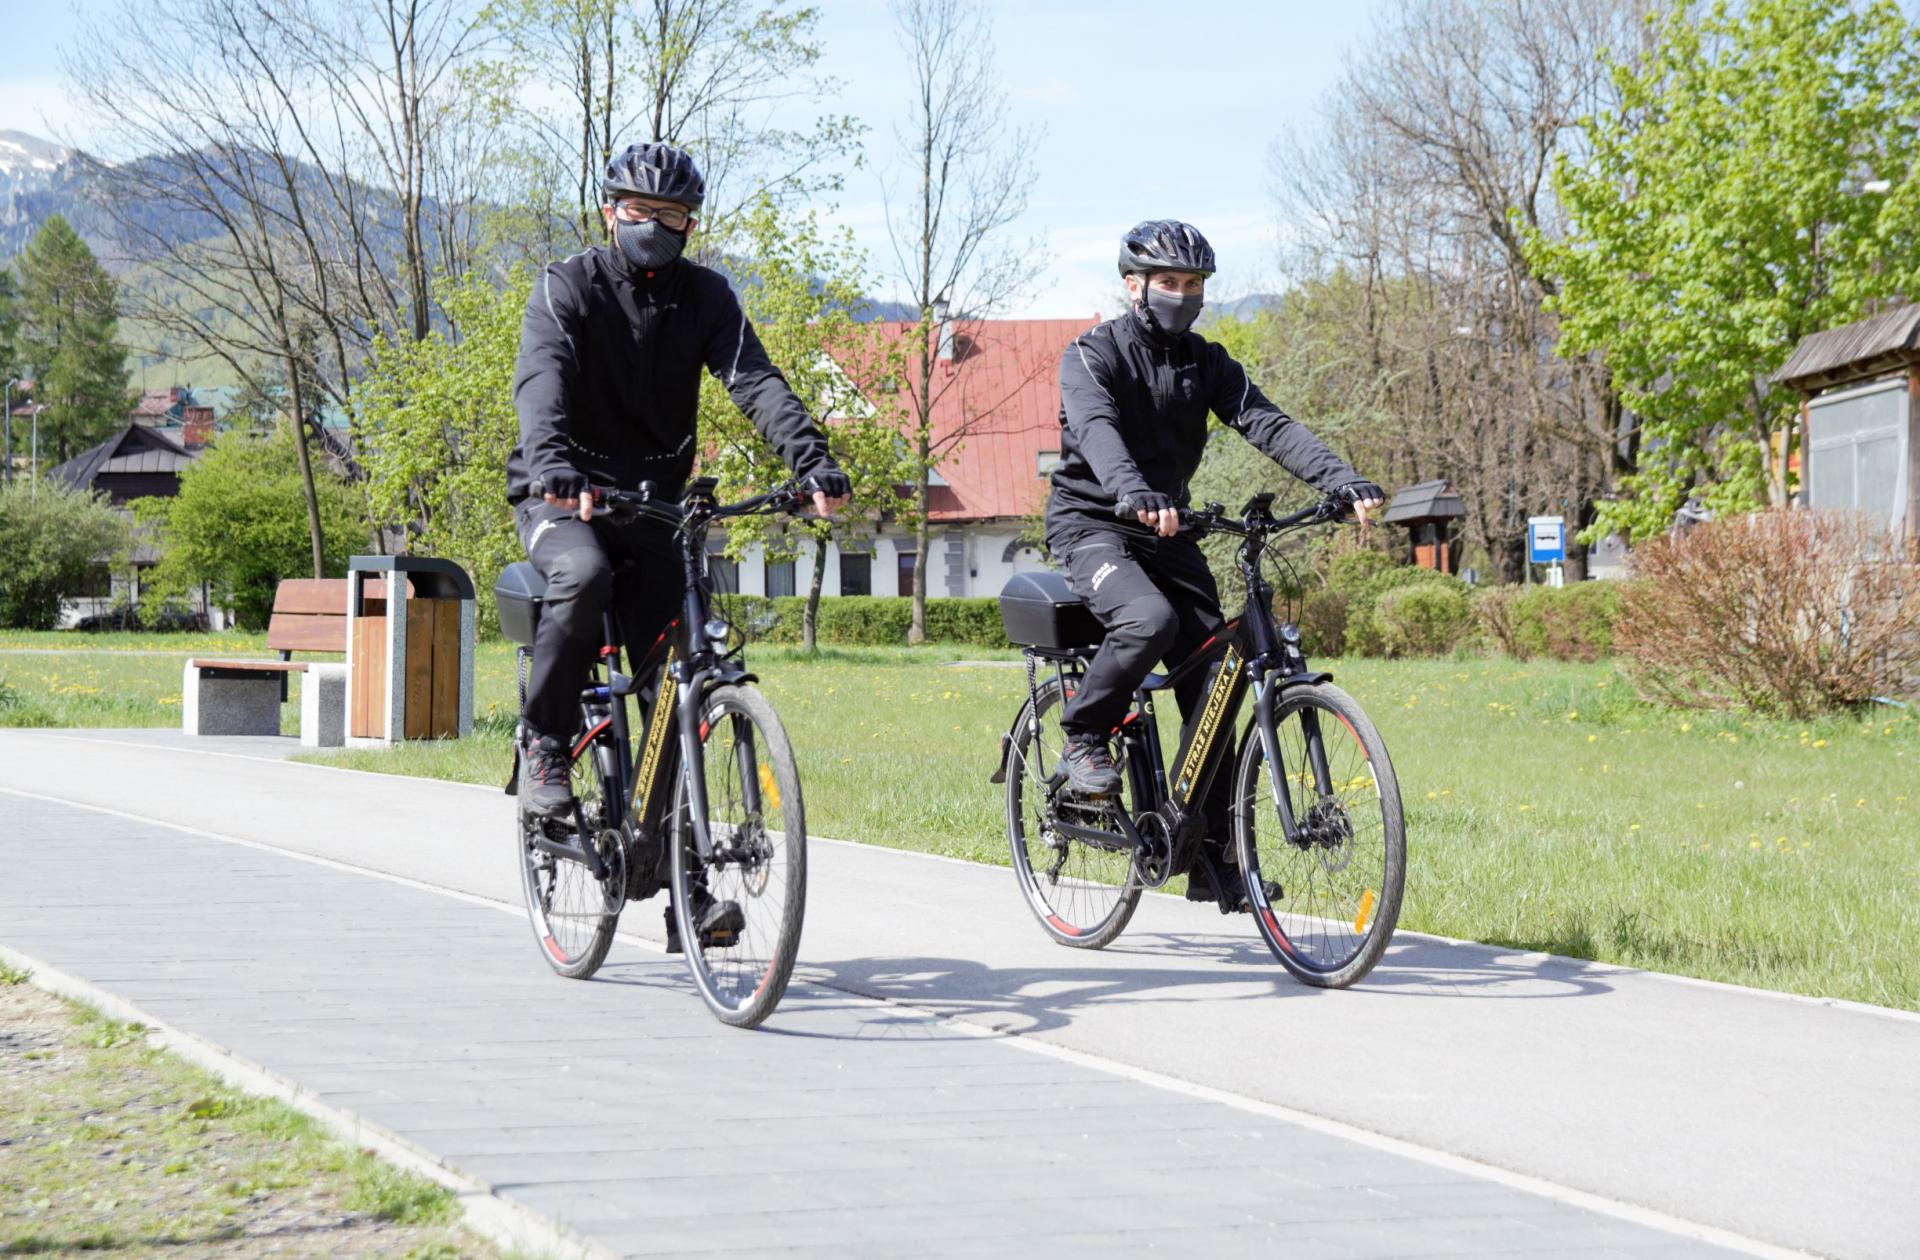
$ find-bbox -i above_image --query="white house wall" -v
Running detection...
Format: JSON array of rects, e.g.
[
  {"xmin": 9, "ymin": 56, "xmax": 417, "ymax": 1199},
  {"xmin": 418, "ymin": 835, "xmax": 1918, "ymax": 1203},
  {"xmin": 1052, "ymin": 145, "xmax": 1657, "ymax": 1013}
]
[{"xmin": 727, "ymin": 526, "xmax": 1052, "ymax": 599}]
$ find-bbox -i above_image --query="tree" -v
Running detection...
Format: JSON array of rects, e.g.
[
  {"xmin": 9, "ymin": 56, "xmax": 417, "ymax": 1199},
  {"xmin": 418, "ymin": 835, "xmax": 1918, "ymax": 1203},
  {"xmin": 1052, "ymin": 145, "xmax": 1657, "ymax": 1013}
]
[
  {"xmin": 357, "ymin": 266, "xmax": 528, "ymax": 631},
  {"xmin": 483, "ymin": 0, "xmax": 859, "ymax": 255},
  {"xmin": 14, "ymin": 215, "xmax": 129, "ymax": 464},
  {"xmin": 1529, "ymin": 0, "xmax": 1920, "ymax": 541},
  {"xmin": 883, "ymin": 0, "xmax": 1041, "ymax": 642},
  {"xmin": 0, "ymin": 266, "xmax": 18, "ymax": 484},
  {"xmin": 1267, "ymin": 0, "xmax": 1643, "ymax": 580},
  {"xmin": 0, "ymin": 478, "xmax": 128, "ymax": 629},
  {"xmin": 695, "ymin": 198, "xmax": 906, "ymax": 650},
  {"xmin": 139, "ymin": 426, "xmax": 369, "ymax": 628}
]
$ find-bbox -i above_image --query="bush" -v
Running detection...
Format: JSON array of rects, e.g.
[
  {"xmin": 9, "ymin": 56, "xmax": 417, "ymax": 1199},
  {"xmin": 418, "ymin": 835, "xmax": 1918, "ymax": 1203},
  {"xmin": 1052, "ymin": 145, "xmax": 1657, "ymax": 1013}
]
[
  {"xmin": 1477, "ymin": 582, "xmax": 1624, "ymax": 662},
  {"xmin": 0, "ymin": 479, "xmax": 129, "ymax": 629},
  {"xmin": 1325, "ymin": 557, "xmax": 1469, "ymax": 658},
  {"xmin": 1299, "ymin": 589, "xmax": 1349, "ymax": 657},
  {"xmin": 1614, "ymin": 509, "xmax": 1920, "ymax": 717},
  {"xmin": 1375, "ymin": 583, "xmax": 1474, "ymax": 657}
]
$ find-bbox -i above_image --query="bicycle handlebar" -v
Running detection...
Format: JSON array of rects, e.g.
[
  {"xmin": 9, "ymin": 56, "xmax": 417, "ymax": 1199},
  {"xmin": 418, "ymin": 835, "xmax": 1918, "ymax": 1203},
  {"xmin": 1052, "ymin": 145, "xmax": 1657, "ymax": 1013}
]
[
  {"xmin": 529, "ymin": 478, "xmax": 809, "ymax": 527},
  {"xmin": 1178, "ymin": 492, "xmax": 1350, "ymax": 539}
]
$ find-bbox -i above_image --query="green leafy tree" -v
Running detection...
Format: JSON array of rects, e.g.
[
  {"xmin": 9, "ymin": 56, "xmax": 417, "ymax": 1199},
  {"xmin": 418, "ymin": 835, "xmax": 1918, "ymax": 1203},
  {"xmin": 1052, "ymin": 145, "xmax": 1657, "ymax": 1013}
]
[
  {"xmin": 15, "ymin": 215, "xmax": 130, "ymax": 464},
  {"xmin": 697, "ymin": 198, "xmax": 908, "ymax": 650},
  {"xmin": 357, "ymin": 267, "xmax": 528, "ymax": 632},
  {"xmin": 139, "ymin": 426, "xmax": 368, "ymax": 628},
  {"xmin": 1528, "ymin": 0, "xmax": 1920, "ymax": 542},
  {"xmin": 0, "ymin": 266, "xmax": 19, "ymax": 483},
  {"xmin": 0, "ymin": 478, "xmax": 129, "ymax": 629}
]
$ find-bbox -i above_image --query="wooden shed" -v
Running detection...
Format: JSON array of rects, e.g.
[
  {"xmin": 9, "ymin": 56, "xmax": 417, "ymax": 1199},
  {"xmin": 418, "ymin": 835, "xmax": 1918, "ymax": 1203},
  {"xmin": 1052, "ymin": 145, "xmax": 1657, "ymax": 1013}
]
[
  {"xmin": 1773, "ymin": 302, "xmax": 1920, "ymax": 543},
  {"xmin": 1382, "ymin": 480, "xmax": 1467, "ymax": 573}
]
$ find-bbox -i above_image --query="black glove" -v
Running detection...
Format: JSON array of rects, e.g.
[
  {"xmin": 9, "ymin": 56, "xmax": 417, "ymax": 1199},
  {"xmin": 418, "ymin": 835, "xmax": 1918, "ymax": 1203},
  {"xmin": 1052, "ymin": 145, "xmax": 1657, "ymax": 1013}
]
[
  {"xmin": 801, "ymin": 468, "xmax": 851, "ymax": 500},
  {"xmin": 1116, "ymin": 490, "xmax": 1174, "ymax": 519},
  {"xmin": 1336, "ymin": 479, "xmax": 1386, "ymax": 506},
  {"xmin": 536, "ymin": 467, "xmax": 589, "ymax": 502}
]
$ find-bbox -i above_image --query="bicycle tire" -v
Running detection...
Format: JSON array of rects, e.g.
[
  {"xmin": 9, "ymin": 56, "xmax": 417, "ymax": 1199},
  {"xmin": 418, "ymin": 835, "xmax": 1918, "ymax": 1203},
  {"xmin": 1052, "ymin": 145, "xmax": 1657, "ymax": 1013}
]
[
  {"xmin": 1232, "ymin": 681, "xmax": 1404, "ymax": 988},
  {"xmin": 1005, "ymin": 676, "xmax": 1143, "ymax": 949},
  {"xmin": 517, "ymin": 729, "xmax": 623, "ymax": 980},
  {"xmin": 669, "ymin": 684, "xmax": 807, "ymax": 1028}
]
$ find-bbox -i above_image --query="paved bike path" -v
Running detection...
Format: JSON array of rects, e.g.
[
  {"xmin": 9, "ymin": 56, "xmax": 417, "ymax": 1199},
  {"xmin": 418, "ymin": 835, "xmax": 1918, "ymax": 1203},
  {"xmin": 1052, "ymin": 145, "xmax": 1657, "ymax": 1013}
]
[{"xmin": 2, "ymin": 729, "xmax": 1914, "ymax": 1258}]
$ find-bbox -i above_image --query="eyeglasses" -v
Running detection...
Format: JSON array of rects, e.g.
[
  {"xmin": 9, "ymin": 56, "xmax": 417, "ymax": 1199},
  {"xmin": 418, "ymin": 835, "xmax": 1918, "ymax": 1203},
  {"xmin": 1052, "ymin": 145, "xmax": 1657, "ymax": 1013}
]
[{"xmin": 611, "ymin": 200, "xmax": 692, "ymax": 231}]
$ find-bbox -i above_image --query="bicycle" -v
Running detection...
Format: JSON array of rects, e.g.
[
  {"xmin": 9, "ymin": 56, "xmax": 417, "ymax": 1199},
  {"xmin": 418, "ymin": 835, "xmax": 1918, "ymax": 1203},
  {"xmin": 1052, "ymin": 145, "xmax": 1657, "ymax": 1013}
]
[
  {"xmin": 498, "ymin": 476, "xmax": 809, "ymax": 1028},
  {"xmin": 990, "ymin": 492, "xmax": 1406, "ymax": 988}
]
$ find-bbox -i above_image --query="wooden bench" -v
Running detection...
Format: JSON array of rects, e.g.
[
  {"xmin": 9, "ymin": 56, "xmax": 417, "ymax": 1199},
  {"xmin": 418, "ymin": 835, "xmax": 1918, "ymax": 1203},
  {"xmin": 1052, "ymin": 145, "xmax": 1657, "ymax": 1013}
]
[{"xmin": 181, "ymin": 579, "xmax": 351, "ymax": 745}]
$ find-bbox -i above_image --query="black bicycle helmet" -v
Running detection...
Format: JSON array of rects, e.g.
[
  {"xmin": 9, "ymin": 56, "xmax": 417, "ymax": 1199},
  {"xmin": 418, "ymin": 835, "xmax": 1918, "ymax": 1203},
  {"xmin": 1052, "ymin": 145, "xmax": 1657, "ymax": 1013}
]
[
  {"xmin": 602, "ymin": 142, "xmax": 706, "ymax": 209},
  {"xmin": 1117, "ymin": 219, "xmax": 1216, "ymax": 277}
]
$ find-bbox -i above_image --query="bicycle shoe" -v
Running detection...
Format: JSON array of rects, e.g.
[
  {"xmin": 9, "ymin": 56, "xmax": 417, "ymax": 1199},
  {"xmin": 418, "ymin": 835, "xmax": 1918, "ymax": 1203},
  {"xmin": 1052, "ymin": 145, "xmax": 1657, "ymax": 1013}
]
[
  {"xmin": 520, "ymin": 734, "xmax": 575, "ymax": 817},
  {"xmin": 663, "ymin": 891, "xmax": 746, "ymax": 954},
  {"xmin": 1060, "ymin": 734, "xmax": 1122, "ymax": 796}
]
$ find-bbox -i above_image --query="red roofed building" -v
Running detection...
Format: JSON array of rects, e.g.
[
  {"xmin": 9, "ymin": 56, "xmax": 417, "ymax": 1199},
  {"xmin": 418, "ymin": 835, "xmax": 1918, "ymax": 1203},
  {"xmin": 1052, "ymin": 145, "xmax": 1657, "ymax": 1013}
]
[{"xmin": 720, "ymin": 315, "xmax": 1097, "ymax": 599}]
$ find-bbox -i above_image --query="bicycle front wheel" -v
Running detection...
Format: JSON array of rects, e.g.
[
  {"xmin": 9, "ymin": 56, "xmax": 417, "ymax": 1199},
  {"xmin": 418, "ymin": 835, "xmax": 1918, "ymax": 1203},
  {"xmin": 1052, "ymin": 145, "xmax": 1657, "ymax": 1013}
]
[
  {"xmin": 1005, "ymin": 676, "xmax": 1142, "ymax": 949},
  {"xmin": 669, "ymin": 684, "xmax": 807, "ymax": 1028},
  {"xmin": 517, "ymin": 731, "xmax": 623, "ymax": 980},
  {"xmin": 1233, "ymin": 682, "xmax": 1404, "ymax": 988}
]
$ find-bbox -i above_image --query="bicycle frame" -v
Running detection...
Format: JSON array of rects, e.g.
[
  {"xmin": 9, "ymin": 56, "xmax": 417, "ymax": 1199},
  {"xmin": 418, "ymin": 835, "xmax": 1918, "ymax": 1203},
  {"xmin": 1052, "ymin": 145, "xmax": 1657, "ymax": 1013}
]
[
  {"xmin": 1002, "ymin": 494, "xmax": 1337, "ymax": 861},
  {"xmin": 547, "ymin": 479, "xmax": 775, "ymax": 887}
]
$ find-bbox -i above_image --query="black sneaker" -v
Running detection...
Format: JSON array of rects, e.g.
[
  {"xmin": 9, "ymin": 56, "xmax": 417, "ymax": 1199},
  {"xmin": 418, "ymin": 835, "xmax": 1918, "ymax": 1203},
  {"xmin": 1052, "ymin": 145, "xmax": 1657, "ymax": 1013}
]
[
  {"xmin": 520, "ymin": 734, "xmax": 574, "ymax": 817},
  {"xmin": 1060, "ymin": 735, "xmax": 1122, "ymax": 795},
  {"xmin": 664, "ymin": 891, "xmax": 746, "ymax": 954},
  {"xmin": 1185, "ymin": 844, "xmax": 1250, "ymax": 913}
]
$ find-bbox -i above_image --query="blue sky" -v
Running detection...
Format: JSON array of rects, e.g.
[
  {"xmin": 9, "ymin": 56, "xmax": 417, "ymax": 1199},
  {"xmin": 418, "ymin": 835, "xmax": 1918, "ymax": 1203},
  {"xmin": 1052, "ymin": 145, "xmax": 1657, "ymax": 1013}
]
[{"xmin": 2, "ymin": 0, "xmax": 1385, "ymax": 317}]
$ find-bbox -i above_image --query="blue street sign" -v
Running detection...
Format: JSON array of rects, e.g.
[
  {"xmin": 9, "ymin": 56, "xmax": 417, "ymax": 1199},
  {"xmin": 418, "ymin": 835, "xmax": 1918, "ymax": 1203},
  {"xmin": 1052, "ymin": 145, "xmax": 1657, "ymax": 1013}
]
[{"xmin": 1528, "ymin": 516, "xmax": 1566, "ymax": 565}]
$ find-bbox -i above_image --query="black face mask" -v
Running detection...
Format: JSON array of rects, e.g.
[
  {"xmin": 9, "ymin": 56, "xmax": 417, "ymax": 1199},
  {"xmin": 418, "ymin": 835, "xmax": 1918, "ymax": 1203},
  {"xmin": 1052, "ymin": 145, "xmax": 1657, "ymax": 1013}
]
[
  {"xmin": 614, "ymin": 218, "xmax": 687, "ymax": 271},
  {"xmin": 1142, "ymin": 285, "xmax": 1204, "ymax": 337}
]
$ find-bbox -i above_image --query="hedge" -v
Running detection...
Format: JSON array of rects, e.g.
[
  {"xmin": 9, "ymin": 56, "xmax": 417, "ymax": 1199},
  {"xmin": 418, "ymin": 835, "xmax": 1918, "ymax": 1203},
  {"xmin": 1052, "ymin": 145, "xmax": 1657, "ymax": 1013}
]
[
  {"xmin": 1475, "ymin": 582, "xmax": 1623, "ymax": 663},
  {"xmin": 716, "ymin": 595, "xmax": 1012, "ymax": 648}
]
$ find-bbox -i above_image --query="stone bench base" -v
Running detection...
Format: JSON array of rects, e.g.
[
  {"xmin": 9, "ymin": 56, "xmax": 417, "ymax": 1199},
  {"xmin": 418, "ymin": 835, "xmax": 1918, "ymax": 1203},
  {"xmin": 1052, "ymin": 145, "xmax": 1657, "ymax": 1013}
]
[{"xmin": 180, "ymin": 661, "xmax": 346, "ymax": 746}]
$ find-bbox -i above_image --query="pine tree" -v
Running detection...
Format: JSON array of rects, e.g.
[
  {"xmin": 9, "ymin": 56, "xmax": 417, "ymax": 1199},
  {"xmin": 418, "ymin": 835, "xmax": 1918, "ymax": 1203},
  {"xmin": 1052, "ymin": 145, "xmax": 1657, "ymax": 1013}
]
[{"xmin": 17, "ymin": 215, "xmax": 131, "ymax": 464}]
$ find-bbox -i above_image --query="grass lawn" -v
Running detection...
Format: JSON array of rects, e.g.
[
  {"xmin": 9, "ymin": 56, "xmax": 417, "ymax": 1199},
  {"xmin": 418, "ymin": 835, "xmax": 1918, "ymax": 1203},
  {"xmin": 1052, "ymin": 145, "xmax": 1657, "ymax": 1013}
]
[
  {"xmin": 2, "ymin": 630, "xmax": 1916, "ymax": 1009},
  {"xmin": 0, "ymin": 965, "xmax": 495, "ymax": 1258}
]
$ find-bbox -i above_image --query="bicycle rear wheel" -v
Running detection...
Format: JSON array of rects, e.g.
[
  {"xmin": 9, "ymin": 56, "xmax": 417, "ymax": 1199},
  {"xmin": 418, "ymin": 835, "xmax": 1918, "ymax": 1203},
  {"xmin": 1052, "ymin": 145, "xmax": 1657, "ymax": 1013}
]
[
  {"xmin": 517, "ymin": 729, "xmax": 623, "ymax": 980},
  {"xmin": 1005, "ymin": 676, "xmax": 1142, "ymax": 949},
  {"xmin": 1232, "ymin": 682, "xmax": 1404, "ymax": 988},
  {"xmin": 669, "ymin": 684, "xmax": 806, "ymax": 1028}
]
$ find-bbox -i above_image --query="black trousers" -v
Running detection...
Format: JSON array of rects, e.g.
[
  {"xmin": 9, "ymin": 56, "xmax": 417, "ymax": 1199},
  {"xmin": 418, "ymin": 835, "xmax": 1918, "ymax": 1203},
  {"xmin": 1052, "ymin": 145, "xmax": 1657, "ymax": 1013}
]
[
  {"xmin": 515, "ymin": 498, "xmax": 684, "ymax": 740},
  {"xmin": 1051, "ymin": 522, "xmax": 1234, "ymax": 840}
]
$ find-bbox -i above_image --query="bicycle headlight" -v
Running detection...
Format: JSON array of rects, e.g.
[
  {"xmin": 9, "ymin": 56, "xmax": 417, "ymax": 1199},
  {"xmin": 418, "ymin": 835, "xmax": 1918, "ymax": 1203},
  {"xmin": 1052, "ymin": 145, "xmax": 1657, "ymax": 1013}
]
[{"xmin": 704, "ymin": 618, "xmax": 730, "ymax": 644}]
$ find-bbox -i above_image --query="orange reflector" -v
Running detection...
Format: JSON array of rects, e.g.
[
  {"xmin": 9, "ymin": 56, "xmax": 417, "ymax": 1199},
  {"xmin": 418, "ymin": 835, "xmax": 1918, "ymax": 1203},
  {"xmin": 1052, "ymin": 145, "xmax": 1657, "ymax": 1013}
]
[
  {"xmin": 759, "ymin": 762, "xmax": 781, "ymax": 809},
  {"xmin": 1353, "ymin": 888, "xmax": 1377, "ymax": 935}
]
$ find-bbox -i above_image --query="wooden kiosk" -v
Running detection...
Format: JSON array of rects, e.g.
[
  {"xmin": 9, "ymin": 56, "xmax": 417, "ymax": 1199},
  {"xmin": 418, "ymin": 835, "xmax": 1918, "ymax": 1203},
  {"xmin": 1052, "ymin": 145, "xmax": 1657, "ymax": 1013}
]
[{"xmin": 1382, "ymin": 480, "xmax": 1467, "ymax": 573}]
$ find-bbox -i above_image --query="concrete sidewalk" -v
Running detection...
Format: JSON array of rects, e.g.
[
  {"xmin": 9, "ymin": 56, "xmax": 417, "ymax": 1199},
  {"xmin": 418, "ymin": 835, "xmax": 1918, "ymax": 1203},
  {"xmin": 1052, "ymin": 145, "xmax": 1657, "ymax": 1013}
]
[{"xmin": 3, "ymin": 728, "xmax": 1915, "ymax": 1258}]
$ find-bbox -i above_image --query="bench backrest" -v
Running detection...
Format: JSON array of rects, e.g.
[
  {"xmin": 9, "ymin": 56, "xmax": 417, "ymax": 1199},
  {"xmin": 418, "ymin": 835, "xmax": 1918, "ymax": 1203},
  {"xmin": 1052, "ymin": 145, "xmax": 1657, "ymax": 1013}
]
[{"xmin": 266, "ymin": 579, "xmax": 352, "ymax": 655}]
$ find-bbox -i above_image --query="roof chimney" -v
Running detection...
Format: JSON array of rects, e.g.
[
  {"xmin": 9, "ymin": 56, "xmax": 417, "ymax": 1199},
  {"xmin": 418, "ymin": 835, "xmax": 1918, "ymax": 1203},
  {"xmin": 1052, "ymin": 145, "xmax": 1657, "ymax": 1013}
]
[{"xmin": 933, "ymin": 298, "xmax": 954, "ymax": 363}]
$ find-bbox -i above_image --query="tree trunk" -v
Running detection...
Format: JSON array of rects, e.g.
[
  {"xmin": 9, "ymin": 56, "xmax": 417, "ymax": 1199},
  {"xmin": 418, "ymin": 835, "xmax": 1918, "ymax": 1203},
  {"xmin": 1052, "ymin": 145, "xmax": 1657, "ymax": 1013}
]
[
  {"xmin": 286, "ymin": 355, "xmax": 326, "ymax": 579},
  {"xmin": 803, "ymin": 529, "xmax": 826, "ymax": 653},
  {"xmin": 909, "ymin": 448, "xmax": 930, "ymax": 645}
]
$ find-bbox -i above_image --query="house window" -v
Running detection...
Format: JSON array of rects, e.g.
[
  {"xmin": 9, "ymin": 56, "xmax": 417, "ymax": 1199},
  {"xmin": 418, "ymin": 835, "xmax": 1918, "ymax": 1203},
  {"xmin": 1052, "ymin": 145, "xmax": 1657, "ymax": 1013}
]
[
  {"xmin": 767, "ymin": 558, "xmax": 796, "ymax": 598},
  {"xmin": 840, "ymin": 552, "xmax": 872, "ymax": 597},
  {"xmin": 1036, "ymin": 449, "xmax": 1061, "ymax": 475},
  {"xmin": 705, "ymin": 538, "xmax": 737, "ymax": 594},
  {"xmin": 896, "ymin": 549, "xmax": 917, "ymax": 598}
]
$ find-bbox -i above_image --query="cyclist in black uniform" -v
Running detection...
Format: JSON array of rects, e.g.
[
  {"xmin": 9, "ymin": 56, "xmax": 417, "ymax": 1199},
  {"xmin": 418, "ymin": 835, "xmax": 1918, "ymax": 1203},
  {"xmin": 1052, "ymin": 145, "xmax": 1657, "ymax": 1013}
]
[
  {"xmin": 1045, "ymin": 219, "xmax": 1384, "ymax": 905},
  {"xmin": 508, "ymin": 141, "xmax": 849, "ymax": 822}
]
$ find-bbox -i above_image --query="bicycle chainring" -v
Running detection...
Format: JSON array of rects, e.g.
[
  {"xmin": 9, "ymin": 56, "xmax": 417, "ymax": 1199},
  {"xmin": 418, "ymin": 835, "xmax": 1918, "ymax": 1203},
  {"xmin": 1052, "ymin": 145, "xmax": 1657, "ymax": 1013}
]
[{"xmin": 1132, "ymin": 811, "xmax": 1176, "ymax": 889}]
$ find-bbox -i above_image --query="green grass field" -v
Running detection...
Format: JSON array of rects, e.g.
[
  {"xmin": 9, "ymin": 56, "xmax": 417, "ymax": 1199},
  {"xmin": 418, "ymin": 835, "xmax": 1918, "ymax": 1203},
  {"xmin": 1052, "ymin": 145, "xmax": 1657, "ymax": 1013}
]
[{"xmin": 2, "ymin": 631, "xmax": 1915, "ymax": 1009}]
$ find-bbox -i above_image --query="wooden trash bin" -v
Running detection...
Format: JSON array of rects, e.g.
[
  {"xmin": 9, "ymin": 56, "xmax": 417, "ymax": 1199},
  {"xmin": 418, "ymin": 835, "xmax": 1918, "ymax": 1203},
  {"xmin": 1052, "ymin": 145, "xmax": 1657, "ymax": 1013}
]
[{"xmin": 345, "ymin": 556, "xmax": 476, "ymax": 745}]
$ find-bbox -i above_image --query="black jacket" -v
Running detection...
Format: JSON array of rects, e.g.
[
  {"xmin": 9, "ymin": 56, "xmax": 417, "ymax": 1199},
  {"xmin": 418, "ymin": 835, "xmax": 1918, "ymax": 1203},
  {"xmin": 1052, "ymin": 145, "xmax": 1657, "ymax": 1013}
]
[
  {"xmin": 1045, "ymin": 309, "xmax": 1357, "ymax": 538},
  {"xmin": 506, "ymin": 247, "xmax": 836, "ymax": 502}
]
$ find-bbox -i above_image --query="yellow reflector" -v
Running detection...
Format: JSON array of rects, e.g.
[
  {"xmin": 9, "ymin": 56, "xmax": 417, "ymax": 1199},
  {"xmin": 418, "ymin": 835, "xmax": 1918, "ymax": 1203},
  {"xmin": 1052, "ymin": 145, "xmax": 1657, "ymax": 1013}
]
[
  {"xmin": 1353, "ymin": 888, "xmax": 1377, "ymax": 934},
  {"xmin": 759, "ymin": 762, "xmax": 781, "ymax": 809}
]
